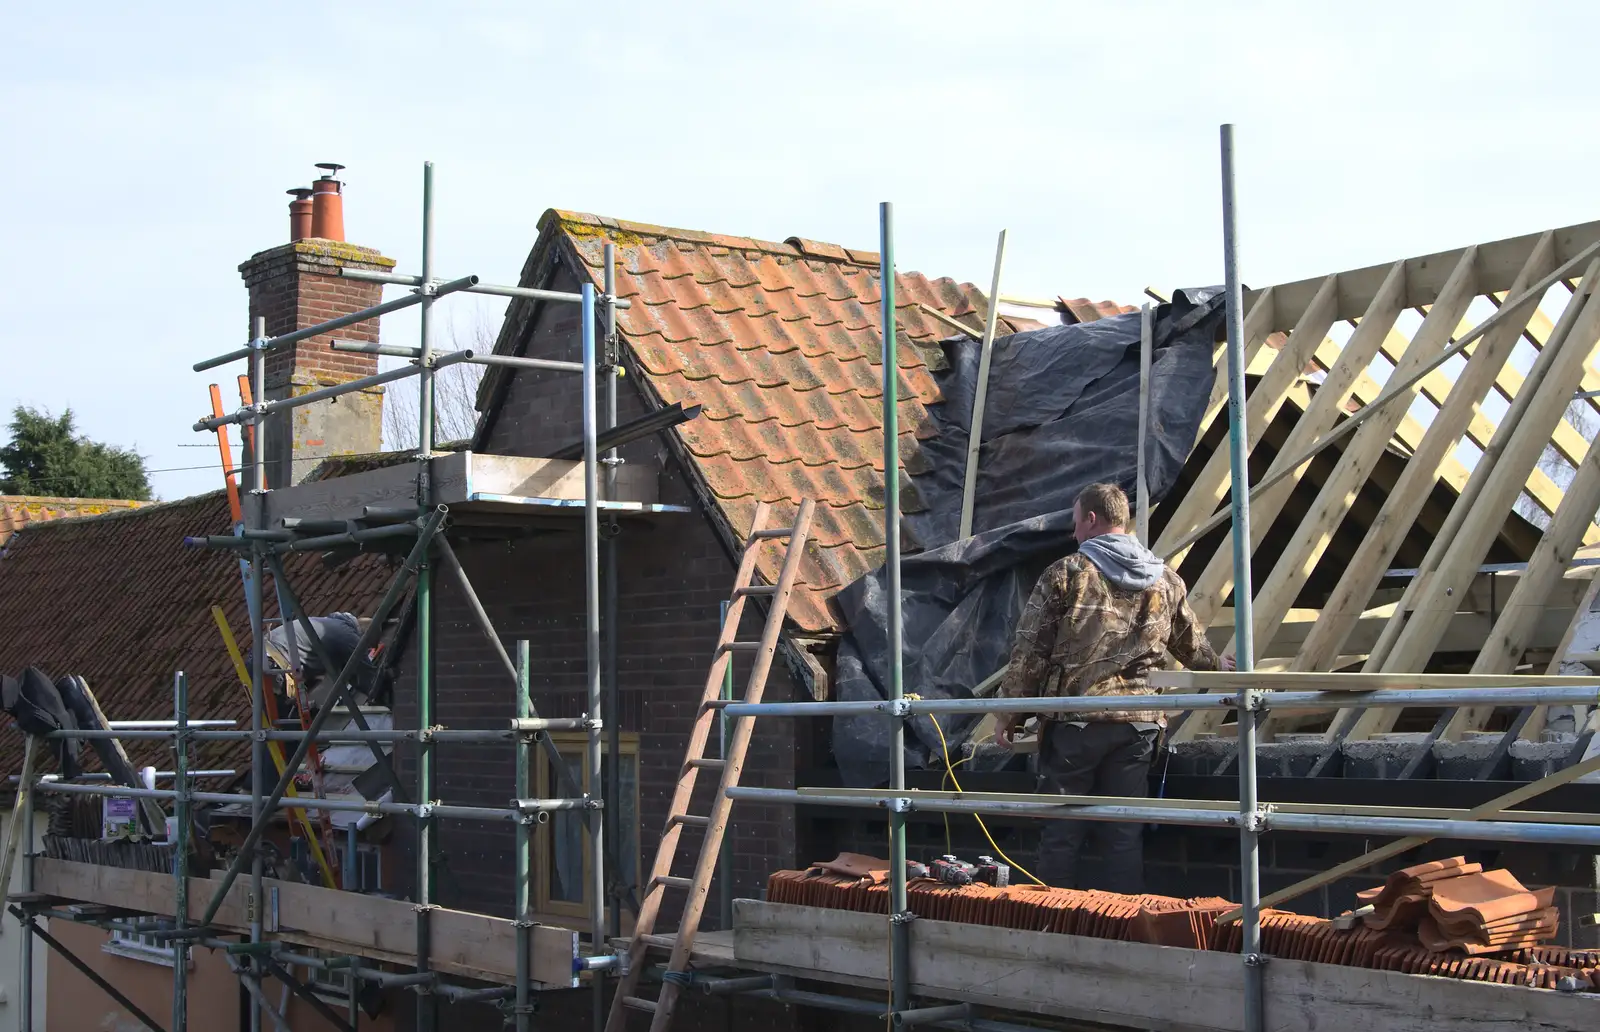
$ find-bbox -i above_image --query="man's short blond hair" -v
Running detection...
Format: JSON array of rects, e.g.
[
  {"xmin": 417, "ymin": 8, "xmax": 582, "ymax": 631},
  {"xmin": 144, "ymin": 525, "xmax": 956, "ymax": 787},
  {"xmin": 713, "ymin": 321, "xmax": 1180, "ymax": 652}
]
[{"xmin": 1075, "ymin": 482, "xmax": 1130, "ymax": 529}]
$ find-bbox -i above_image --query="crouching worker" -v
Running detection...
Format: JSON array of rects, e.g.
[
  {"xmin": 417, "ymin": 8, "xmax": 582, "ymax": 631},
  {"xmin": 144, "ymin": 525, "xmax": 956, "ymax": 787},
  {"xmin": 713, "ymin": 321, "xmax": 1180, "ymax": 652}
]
[{"xmin": 994, "ymin": 482, "xmax": 1232, "ymax": 893}]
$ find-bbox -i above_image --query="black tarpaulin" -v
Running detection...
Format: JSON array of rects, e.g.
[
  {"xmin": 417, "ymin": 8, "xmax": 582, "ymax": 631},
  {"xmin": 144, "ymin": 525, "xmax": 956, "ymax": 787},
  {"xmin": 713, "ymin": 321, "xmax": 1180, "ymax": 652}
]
[{"xmin": 829, "ymin": 290, "xmax": 1225, "ymax": 787}]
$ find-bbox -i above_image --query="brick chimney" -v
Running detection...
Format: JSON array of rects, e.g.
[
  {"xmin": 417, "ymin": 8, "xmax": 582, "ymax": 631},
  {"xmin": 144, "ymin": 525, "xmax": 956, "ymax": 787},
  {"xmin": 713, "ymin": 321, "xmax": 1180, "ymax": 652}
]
[{"xmin": 239, "ymin": 164, "xmax": 396, "ymax": 487}]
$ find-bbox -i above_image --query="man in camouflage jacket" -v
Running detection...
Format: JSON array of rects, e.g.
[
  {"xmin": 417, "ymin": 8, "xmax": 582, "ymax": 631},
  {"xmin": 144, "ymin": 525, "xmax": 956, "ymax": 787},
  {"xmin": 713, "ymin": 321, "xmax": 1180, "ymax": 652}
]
[{"xmin": 995, "ymin": 482, "xmax": 1231, "ymax": 892}]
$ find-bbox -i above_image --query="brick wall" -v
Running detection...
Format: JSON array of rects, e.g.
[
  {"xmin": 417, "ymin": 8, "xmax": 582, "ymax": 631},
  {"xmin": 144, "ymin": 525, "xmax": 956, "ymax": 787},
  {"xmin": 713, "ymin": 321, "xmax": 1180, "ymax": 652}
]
[
  {"xmin": 239, "ymin": 239, "xmax": 394, "ymax": 387},
  {"xmin": 238, "ymin": 239, "xmax": 396, "ymax": 484},
  {"xmin": 385, "ymin": 258, "xmax": 807, "ymax": 1031}
]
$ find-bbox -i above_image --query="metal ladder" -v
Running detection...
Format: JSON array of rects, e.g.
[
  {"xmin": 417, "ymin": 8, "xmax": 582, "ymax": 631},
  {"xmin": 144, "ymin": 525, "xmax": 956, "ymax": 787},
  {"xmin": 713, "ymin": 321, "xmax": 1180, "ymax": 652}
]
[{"xmin": 605, "ymin": 498, "xmax": 816, "ymax": 1032}]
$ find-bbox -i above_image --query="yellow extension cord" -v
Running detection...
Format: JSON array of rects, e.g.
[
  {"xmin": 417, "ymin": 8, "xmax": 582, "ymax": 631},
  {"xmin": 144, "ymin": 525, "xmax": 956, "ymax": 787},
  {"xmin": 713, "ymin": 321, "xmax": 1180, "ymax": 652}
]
[
  {"xmin": 904, "ymin": 695, "xmax": 1043, "ymax": 885},
  {"xmin": 886, "ymin": 703, "xmax": 1046, "ymax": 1026}
]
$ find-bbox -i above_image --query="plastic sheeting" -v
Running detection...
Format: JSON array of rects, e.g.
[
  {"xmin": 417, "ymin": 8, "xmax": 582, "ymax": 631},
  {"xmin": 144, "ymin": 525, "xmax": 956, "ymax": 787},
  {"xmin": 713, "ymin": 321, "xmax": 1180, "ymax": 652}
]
[{"xmin": 830, "ymin": 291, "xmax": 1226, "ymax": 787}]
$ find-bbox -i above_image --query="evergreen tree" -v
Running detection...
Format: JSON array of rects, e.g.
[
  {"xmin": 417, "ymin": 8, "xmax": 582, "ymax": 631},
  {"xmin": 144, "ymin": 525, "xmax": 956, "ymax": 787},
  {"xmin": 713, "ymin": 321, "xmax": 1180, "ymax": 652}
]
[{"xmin": 0, "ymin": 406, "xmax": 152, "ymax": 500}]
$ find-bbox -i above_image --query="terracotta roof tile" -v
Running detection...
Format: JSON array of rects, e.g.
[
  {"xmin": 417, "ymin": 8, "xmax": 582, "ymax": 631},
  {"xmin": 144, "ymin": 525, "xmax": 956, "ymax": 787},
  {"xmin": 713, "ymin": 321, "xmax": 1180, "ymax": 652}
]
[
  {"xmin": 0, "ymin": 491, "xmax": 394, "ymax": 777},
  {"xmin": 0, "ymin": 495, "xmax": 146, "ymax": 548},
  {"xmin": 516, "ymin": 210, "xmax": 1126, "ymax": 633},
  {"xmin": 1060, "ymin": 297, "xmax": 1137, "ymax": 324}
]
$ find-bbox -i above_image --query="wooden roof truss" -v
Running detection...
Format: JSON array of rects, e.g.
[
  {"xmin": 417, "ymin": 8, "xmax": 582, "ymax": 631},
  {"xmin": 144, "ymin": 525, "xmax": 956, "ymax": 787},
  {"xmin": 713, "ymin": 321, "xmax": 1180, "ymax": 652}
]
[{"xmin": 1155, "ymin": 221, "xmax": 1600, "ymax": 744}]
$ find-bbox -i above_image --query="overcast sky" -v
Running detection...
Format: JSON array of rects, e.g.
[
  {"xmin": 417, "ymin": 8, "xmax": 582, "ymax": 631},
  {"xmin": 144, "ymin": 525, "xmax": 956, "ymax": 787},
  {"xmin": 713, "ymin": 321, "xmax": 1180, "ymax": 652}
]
[{"xmin": 3, "ymin": 1, "xmax": 1597, "ymax": 500}]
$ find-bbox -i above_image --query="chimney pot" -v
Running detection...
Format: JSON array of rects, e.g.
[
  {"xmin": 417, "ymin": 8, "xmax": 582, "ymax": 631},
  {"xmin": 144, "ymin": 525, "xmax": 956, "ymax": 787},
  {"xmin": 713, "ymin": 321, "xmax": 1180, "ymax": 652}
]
[
  {"xmin": 286, "ymin": 187, "xmax": 314, "ymax": 242},
  {"xmin": 310, "ymin": 163, "xmax": 346, "ymax": 241}
]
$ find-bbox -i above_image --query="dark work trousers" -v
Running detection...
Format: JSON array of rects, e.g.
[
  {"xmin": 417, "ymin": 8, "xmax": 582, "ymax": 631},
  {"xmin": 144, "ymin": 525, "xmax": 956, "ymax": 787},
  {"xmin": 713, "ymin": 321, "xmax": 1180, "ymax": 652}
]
[{"xmin": 1036, "ymin": 720, "xmax": 1158, "ymax": 893}]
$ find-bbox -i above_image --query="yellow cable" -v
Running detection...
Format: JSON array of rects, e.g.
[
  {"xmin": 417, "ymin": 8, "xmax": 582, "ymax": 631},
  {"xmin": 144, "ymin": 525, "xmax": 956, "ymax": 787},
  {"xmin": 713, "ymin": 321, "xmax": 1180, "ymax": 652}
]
[
  {"xmin": 905, "ymin": 696, "xmax": 1044, "ymax": 886},
  {"xmin": 887, "ymin": 700, "xmax": 1046, "ymax": 1025}
]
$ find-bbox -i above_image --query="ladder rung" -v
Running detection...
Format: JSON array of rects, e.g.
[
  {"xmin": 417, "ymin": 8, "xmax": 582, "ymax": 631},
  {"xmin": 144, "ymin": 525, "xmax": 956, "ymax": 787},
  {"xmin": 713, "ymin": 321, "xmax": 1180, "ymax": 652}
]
[
  {"xmin": 702, "ymin": 698, "xmax": 733, "ymax": 709},
  {"xmin": 734, "ymin": 585, "xmax": 777, "ymax": 598},
  {"xmin": 747, "ymin": 527, "xmax": 797, "ymax": 541},
  {"xmin": 670, "ymin": 813, "xmax": 710, "ymax": 828},
  {"xmin": 639, "ymin": 933, "xmax": 677, "ymax": 950},
  {"xmin": 623, "ymin": 996, "xmax": 659, "ymax": 1013},
  {"xmin": 654, "ymin": 875, "xmax": 694, "ymax": 891},
  {"xmin": 717, "ymin": 640, "xmax": 761, "ymax": 654},
  {"xmin": 687, "ymin": 758, "xmax": 725, "ymax": 771}
]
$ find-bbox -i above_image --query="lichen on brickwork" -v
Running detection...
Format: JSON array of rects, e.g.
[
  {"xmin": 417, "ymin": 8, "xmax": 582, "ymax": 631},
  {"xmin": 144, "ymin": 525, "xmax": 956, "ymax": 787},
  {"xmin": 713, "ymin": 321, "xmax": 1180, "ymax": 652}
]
[{"xmin": 291, "ymin": 239, "xmax": 397, "ymax": 269}]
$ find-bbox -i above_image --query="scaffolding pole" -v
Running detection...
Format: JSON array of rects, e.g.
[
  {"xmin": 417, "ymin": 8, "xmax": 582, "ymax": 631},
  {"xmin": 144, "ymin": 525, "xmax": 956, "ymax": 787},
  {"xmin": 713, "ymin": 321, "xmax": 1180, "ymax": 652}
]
[
  {"xmin": 1219, "ymin": 122, "xmax": 1263, "ymax": 1032},
  {"xmin": 201, "ymin": 510, "xmax": 447, "ymax": 929},
  {"xmin": 603, "ymin": 241, "xmax": 625, "ymax": 943},
  {"xmin": 172, "ymin": 672, "xmax": 190, "ymax": 1032},
  {"xmin": 515, "ymin": 640, "xmax": 533, "ymax": 1032},
  {"xmin": 0, "ymin": 161, "xmax": 636, "ymax": 1030},
  {"xmin": 582, "ymin": 280, "xmax": 608, "ymax": 1032},
  {"xmin": 247, "ymin": 312, "xmax": 267, "ymax": 1032},
  {"xmin": 880, "ymin": 200, "xmax": 912, "ymax": 1018},
  {"xmin": 415, "ymin": 159, "xmax": 438, "ymax": 1032},
  {"xmin": 13, "ymin": 909, "xmax": 169, "ymax": 1032},
  {"xmin": 19, "ymin": 735, "xmax": 35, "ymax": 1032}
]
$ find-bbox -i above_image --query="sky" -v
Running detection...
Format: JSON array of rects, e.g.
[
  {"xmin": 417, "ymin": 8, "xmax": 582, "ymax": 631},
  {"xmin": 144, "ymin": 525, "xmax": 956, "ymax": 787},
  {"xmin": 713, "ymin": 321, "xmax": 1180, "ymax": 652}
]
[{"xmin": 3, "ymin": 1, "xmax": 1599, "ymax": 500}]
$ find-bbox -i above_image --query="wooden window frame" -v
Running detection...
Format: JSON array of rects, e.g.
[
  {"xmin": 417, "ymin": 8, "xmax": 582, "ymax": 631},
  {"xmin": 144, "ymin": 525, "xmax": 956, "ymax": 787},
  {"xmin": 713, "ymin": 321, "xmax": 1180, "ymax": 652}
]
[{"xmin": 533, "ymin": 731, "xmax": 641, "ymax": 928}]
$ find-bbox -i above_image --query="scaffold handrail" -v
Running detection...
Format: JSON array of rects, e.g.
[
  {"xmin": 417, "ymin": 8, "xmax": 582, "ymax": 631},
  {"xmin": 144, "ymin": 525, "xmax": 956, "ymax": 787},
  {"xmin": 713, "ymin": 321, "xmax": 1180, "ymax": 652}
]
[
  {"xmin": 339, "ymin": 265, "xmax": 634, "ymax": 308},
  {"xmin": 718, "ymin": 683, "xmax": 1600, "ymax": 718}
]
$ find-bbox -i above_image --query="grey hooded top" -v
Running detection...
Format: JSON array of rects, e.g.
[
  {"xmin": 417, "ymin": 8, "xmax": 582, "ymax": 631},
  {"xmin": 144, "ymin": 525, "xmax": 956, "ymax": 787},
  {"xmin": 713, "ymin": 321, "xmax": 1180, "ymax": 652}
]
[{"xmin": 1075, "ymin": 532, "xmax": 1165, "ymax": 592}]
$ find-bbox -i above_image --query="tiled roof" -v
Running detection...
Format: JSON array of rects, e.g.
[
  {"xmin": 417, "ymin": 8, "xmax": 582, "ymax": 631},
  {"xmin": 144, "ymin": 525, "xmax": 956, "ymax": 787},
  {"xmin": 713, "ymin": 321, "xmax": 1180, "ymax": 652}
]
[
  {"xmin": 521, "ymin": 211, "xmax": 1128, "ymax": 633},
  {"xmin": 1059, "ymin": 297, "xmax": 1136, "ymax": 324},
  {"xmin": 0, "ymin": 491, "xmax": 394, "ymax": 777},
  {"xmin": 0, "ymin": 496, "xmax": 146, "ymax": 548}
]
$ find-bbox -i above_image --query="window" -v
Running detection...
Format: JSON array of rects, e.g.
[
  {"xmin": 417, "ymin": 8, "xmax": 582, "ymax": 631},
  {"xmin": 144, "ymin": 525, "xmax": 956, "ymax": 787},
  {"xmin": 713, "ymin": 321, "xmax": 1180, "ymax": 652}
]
[
  {"xmin": 535, "ymin": 732, "xmax": 640, "ymax": 923},
  {"xmin": 105, "ymin": 922, "xmax": 183, "ymax": 967},
  {"xmin": 298, "ymin": 949, "xmax": 356, "ymax": 1000}
]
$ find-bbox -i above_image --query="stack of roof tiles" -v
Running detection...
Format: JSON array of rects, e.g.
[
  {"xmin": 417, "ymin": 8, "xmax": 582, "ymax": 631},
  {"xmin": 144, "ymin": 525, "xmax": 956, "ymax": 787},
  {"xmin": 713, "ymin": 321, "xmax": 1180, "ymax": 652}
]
[
  {"xmin": 1361, "ymin": 857, "xmax": 1560, "ymax": 955},
  {"xmin": 767, "ymin": 854, "xmax": 1595, "ymax": 991},
  {"xmin": 1360, "ymin": 856, "xmax": 1486, "ymax": 930}
]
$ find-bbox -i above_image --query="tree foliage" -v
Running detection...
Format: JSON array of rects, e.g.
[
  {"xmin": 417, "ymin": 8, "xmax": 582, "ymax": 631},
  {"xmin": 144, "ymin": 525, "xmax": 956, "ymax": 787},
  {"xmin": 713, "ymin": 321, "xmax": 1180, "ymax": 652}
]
[
  {"xmin": 0, "ymin": 406, "xmax": 152, "ymax": 500},
  {"xmin": 382, "ymin": 307, "xmax": 491, "ymax": 450}
]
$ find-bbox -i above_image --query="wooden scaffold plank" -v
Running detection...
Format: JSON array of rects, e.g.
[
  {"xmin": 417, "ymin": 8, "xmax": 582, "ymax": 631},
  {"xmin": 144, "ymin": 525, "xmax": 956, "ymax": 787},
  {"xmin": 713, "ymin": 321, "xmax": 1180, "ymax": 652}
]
[{"xmin": 733, "ymin": 901, "xmax": 1595, "ymax": 1032}]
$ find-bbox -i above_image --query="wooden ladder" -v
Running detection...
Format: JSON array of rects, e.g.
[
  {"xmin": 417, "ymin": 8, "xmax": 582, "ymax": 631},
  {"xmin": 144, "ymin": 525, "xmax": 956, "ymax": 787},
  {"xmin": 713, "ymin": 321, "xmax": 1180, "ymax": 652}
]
[{"xmin": 605, "ymin": 498, "xmax": 816, "ymax": 1032}]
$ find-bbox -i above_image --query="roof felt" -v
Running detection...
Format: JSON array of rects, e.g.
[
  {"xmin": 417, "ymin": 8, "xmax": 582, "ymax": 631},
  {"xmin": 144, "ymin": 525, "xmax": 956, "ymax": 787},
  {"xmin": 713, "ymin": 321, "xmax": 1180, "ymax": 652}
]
[
  {"xmin": 0, "ymin": 496, "xmax": 146, "ymax": 548},
  {"xmin": 0, "ymin": 491, "xmax": 393, "ymax": 776},
  {"xmin": 515, "ymin": 210, "xmax": 1125, "ymax": 634}
]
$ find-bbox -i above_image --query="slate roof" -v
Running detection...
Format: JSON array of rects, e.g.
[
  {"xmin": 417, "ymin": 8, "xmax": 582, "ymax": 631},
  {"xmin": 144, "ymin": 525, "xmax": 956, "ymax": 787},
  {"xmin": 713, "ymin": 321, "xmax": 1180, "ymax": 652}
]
[
  {"xmin": 0, "ymin": 496, "xmax": 146, "ymax": 548},
  {"xmin": 495, "ymin": 211, "xmax": 1128, "ymax": 634},
  {"xmin": 0, "ymin": 491, "xmax": 393, "ymax": 777}
]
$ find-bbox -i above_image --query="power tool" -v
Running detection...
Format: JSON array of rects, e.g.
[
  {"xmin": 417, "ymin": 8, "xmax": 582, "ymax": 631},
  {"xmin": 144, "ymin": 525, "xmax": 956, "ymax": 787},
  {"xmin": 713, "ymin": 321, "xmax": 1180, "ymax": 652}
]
[
  {"xmin": 929, "ymin": 854, "xmax": 977, "ymax": 886},
  {"xmin": 973, "ymin": 855, "xmax": 1011, "ymax": 888}
]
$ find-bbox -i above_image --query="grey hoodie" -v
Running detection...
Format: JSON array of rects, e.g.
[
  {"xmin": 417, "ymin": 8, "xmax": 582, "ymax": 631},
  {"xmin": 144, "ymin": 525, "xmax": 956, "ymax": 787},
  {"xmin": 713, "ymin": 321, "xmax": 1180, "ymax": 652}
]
[{"xmin": 1076, "ymin": 532, "xmax": 1165, "ymax": 591}]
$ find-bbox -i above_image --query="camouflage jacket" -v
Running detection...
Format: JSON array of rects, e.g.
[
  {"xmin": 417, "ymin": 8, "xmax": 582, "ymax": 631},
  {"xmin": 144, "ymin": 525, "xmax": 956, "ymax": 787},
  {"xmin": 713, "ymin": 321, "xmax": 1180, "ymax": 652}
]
[{"xmin": 997, "ymin": 552, "xmax": 1220, "ymax": 725}]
